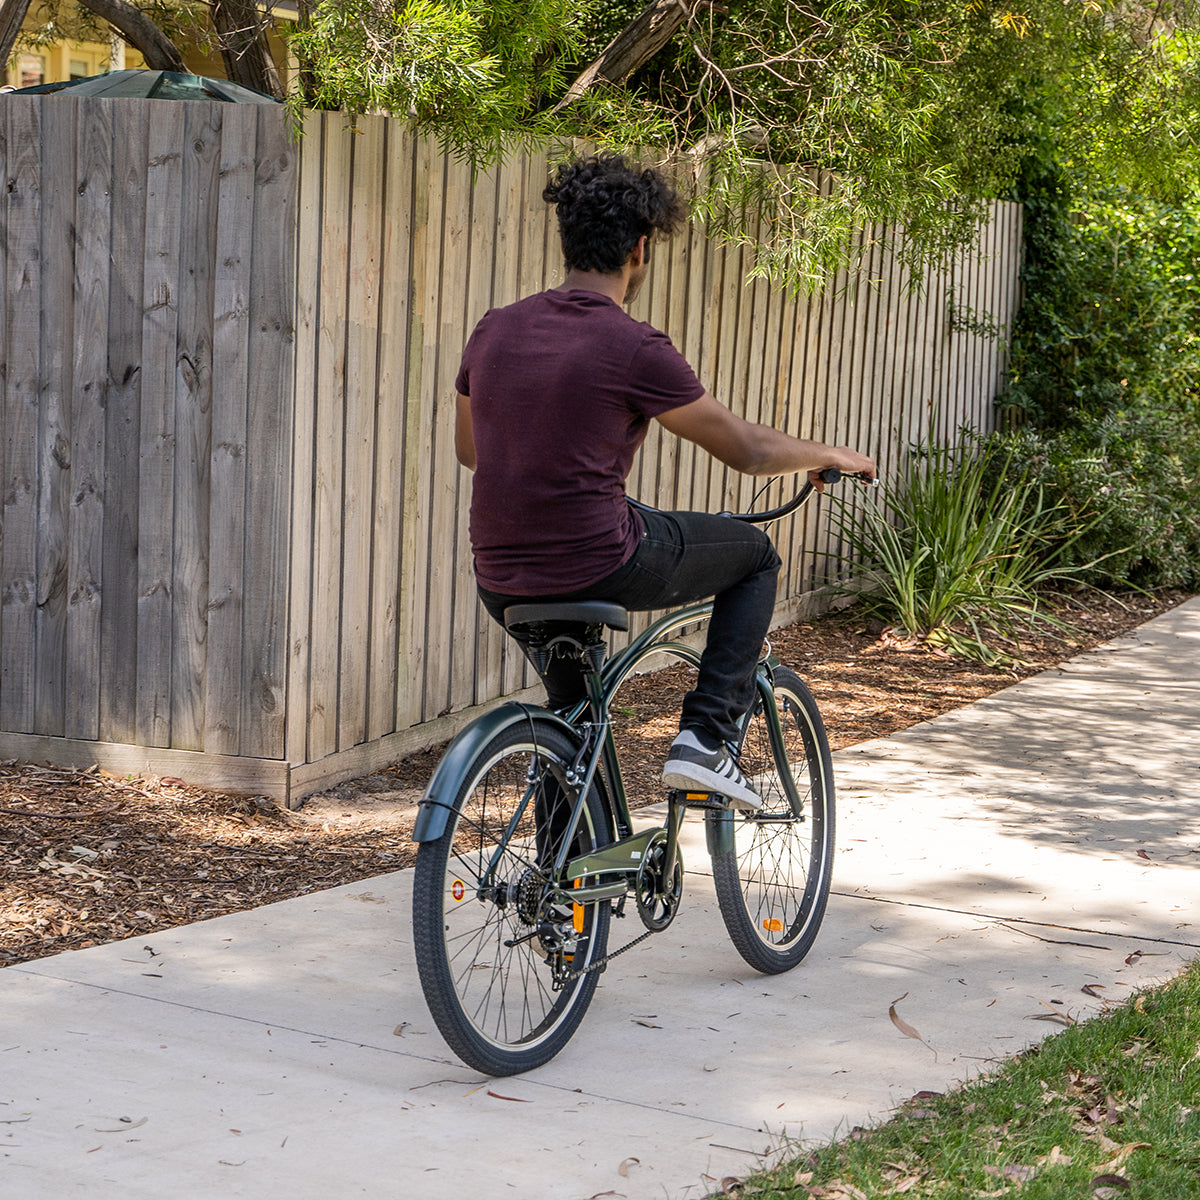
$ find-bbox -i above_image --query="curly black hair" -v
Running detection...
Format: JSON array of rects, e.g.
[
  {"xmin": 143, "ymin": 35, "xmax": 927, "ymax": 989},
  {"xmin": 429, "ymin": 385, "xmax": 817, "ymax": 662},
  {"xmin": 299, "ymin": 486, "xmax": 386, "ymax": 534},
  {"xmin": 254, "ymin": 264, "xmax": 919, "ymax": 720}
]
[{"xmin": 543, "ymin": 153, "xmax": 686, "ymax": 273}]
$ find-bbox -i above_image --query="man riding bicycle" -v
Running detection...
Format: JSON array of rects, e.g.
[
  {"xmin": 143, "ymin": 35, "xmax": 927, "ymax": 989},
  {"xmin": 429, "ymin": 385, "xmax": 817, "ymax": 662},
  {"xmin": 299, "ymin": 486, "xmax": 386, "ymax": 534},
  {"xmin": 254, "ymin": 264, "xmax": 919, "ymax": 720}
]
[{"xmin": 455, "ymin": 154, "xmax": 875, "ymax": 811}]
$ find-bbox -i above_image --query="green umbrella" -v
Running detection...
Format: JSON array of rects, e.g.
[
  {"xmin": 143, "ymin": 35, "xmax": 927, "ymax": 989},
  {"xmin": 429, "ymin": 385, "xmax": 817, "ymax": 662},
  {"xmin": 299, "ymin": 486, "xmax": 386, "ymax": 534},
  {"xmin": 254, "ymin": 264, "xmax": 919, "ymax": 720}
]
[{"xmin": 9, "ymin": 68, "xmax": 280, "ymax": 104}]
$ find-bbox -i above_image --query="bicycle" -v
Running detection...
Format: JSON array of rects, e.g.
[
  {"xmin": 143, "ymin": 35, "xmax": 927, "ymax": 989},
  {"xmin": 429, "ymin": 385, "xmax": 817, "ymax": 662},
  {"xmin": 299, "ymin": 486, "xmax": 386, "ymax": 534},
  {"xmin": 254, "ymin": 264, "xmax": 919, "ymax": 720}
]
[{"xmin": 411, "ymin": 469, "xmax": 871, "ymax": 1075}]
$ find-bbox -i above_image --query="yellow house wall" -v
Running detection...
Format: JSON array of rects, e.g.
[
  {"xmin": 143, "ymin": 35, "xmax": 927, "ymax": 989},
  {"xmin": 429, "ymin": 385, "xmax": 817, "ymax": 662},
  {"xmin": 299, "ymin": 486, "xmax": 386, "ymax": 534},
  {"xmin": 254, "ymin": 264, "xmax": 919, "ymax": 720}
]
[{"xmin": 4, "ymin": 11, "xmax": 146, "ymax": 89}]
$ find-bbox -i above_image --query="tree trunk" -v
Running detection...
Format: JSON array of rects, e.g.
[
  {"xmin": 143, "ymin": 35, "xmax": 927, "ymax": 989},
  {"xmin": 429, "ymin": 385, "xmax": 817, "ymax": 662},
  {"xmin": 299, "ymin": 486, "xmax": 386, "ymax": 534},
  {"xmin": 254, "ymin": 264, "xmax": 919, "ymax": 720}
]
[
  {"xmin": 211, "ymin": 0, "xmax": 282, "ymax": 99},
  {"xmin": 553, "ymin": 0, "xmax": 704, "ymax": 111},
  {"xmin": 77, "ymin": 0, "xmax": 188, "ymax": 73},
  {"xmin": 0, "ymin": 0, "xmax": 36, "ymax": 75}
]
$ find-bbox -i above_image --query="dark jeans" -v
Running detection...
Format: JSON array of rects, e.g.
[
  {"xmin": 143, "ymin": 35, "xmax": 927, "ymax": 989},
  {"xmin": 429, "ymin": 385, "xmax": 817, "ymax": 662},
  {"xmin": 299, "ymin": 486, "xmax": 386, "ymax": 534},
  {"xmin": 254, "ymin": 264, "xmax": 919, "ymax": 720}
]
[{"xmin": 478, "ymin": 509, "xmax": 782, "ymax": 746}]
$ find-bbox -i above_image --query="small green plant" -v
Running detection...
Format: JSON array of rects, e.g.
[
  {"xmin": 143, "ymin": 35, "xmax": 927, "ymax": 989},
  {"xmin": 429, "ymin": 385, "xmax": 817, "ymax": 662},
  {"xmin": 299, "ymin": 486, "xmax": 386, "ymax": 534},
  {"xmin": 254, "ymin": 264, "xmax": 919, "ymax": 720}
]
[{"xmin": 830, "ymin": 433, "xmax": 1099, "ymax": 663}]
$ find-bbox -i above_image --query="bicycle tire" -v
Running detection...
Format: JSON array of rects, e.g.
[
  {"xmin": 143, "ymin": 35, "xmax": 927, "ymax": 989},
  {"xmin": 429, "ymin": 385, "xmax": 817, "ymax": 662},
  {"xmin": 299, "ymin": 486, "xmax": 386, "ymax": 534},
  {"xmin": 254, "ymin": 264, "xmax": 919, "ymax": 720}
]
[
  {"xmin": 709, "ymin": 666, "xmax": 835, "ymax": 974},
  {"xmin": 412, "ymin": 719, "xmax": 612, "ymax": 1075}
]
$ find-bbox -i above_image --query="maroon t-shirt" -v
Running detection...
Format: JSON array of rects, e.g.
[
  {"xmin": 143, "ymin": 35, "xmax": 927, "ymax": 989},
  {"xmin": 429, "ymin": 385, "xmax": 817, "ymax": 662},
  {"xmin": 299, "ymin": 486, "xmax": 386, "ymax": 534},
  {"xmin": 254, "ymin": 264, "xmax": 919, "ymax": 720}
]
[{"xmin": 456, "ymin": 289, "xmax": 705, "ymax": 594}]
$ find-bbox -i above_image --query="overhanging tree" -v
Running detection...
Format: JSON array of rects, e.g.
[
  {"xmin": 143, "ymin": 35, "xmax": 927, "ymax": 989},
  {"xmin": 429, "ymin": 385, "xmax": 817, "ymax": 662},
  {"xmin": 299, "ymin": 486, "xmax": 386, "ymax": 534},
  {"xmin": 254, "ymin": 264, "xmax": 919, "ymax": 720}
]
[
  {"xmin": 287, "ymin": 0, "xmax": 1200, "ymax": 289},
  {"xmin": 14, "ymin": 0, "xmax": 1200, "ymax": 288}
]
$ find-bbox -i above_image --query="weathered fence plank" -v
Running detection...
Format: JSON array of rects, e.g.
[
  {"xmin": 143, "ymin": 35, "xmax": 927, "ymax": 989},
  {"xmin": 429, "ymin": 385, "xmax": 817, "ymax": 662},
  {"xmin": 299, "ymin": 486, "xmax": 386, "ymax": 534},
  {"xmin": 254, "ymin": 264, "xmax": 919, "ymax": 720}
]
[
  {"xmin": 205, "ymin": 102, "xmax": 256, "ymax": 756},
  {"xmin": 338, "ymin": 113, "xmax": 385, "ymax": 752},
  {"xmin": 64, "ymin": 97, "xmax": 113, "ymax": 741},
  {"xmin": 368, "ymin": 121, "xmax": 413, "ymax": 742},
  {"xmin": 457, "ymin": 161, "xmax": 499, "ymax": 710},
  {"xmin": 136, "ymin": 104, "xmax": 185, "ymax": 748},
  {"xmin": 1, "ymin": 97, "xmax": 41, "ymax": 733},
  {"xmin": 238, "ymin": 104, "xmax": 294, "ymax": 760},
  {"xmin": 397, "ymin": 135, "xmax": 442, "ymax": 729},
  {"xmin": 309, "ymin": 109, "xmax": 352, "ymax": 760},
  {"xmin": 100, "ymin": 99, "xmax": 149, "ymax": 747},
  {"xmin": 425, "ymin": 154, "xmax": 471, "ymax": 721},
  {"xmin": 169, "ymin": 103, "xmax": 221, "ymax": 752},
  {"xmin": 286, "ymin": 107, "xmax": 323, "ymax": 766},
  {"xmin": 33, "ymin": 96, "xmax": 75, "ymax": 738}
]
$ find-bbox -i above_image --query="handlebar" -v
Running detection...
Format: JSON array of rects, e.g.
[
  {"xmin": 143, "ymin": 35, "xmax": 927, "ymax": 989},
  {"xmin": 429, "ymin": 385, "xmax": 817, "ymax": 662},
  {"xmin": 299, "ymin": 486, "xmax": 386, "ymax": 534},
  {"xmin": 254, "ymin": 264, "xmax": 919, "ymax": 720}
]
[
  {"xmin": 629, "ymin": 468, "xmax": 876, "ymax": 527},
  {"xmin": 720, "ymin": 468, "xmax": 877, "ymax": 525}
]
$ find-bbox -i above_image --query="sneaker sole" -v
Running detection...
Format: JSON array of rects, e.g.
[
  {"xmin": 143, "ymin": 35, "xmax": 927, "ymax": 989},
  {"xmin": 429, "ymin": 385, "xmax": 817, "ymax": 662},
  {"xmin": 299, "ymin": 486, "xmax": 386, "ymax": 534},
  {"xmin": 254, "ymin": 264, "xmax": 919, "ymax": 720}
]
[{"xmin": 661, "ymin": 764, "xmax": 762, "ymax": 812}]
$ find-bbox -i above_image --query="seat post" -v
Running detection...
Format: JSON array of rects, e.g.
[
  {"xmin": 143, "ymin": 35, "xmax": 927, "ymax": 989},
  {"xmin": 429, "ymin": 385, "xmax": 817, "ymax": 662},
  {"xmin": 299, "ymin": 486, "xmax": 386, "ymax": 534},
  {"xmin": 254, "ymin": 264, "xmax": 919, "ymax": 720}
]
[{"xmin": 581, "ymin": 633, "xmax": 609, "ymax": 721}]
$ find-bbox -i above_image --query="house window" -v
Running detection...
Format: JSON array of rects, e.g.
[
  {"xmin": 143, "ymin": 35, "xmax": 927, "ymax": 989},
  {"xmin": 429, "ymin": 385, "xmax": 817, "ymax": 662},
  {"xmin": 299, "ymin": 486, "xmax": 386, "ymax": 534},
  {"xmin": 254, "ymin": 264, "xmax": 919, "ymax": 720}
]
[
  {"xmin": 19, "ymin": 54, "xmax": 45, "ymax": 88},
  {"xmin": 70, "ymin": 59, "xmax": 90, "ymax": 80}
]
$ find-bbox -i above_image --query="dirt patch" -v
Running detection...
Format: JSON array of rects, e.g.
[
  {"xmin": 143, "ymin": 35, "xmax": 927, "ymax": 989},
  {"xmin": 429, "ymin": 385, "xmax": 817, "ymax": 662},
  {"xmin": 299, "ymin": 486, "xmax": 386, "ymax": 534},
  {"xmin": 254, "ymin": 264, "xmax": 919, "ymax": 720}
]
[{"xmin": 1, "ymin": 588, "xmax": 1189, "ymax": 967}]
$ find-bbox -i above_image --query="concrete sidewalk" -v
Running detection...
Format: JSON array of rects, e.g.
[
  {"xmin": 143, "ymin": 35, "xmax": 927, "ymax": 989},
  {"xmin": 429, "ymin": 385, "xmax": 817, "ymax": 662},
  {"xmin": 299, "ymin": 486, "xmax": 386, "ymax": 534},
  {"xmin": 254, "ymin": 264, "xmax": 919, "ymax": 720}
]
[{"xmin": 3, "ymin": 600, "xmax": 1198, "ymax": 1199}]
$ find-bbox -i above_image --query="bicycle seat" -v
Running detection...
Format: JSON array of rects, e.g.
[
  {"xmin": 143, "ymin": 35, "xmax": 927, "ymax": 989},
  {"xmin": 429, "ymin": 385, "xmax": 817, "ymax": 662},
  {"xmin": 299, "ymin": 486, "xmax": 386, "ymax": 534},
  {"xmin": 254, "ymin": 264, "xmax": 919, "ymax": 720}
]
[{"xmin": 504, "ymin": 601, "xmax": 629, "ymax": 632}]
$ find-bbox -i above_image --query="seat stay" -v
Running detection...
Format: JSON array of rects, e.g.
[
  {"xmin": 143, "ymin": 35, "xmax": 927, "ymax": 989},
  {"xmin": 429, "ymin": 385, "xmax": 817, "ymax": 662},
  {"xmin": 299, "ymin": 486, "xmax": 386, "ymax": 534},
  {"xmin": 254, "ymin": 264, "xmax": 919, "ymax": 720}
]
[
  {"xmin": 483, "ymin": 773, "xmax": 541, "ymax": 887},
  {"xmin": 599, "ymin": 601, "xmax": 713, "ymax": 696},
  {"xmin": 546, "ymin": 708, "xmax": 612, "ymax": 881}
]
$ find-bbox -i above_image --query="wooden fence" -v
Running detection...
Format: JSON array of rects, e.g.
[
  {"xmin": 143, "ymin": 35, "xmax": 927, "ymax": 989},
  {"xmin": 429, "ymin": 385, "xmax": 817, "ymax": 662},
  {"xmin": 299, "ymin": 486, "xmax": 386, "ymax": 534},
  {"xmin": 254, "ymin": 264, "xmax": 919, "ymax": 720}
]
[{"xmin": 0, "ymin": 98, "xmax": 1023, "ymax": 803}]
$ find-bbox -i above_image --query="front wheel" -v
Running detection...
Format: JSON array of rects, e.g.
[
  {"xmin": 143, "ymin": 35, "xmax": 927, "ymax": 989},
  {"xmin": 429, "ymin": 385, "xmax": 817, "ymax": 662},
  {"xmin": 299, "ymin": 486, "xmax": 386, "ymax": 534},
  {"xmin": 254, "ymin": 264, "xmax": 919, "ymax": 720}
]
[
  {"xmin": 709, "ymin": 666, "xmax": 835, "ymax": 974},
  {"xmin": 412, "ymin": 719, "xmax": 612, "ymax": 1076}
]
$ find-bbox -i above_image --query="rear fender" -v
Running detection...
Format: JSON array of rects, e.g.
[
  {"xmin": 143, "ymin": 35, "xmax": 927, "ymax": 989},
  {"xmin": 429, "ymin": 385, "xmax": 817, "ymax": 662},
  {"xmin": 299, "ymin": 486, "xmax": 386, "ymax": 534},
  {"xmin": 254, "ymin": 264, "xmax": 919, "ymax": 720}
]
[{"xmin": 411, "ymin": 704, "xmax": 579, "ymax": 842}]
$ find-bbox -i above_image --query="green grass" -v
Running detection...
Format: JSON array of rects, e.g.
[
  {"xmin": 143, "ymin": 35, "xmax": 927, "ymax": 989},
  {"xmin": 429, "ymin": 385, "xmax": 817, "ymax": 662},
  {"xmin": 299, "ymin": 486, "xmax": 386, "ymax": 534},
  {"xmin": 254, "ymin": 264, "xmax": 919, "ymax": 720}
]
[{"xmin": 734, "ymin": 960, "xmax": 1200, "ymax": 1199}]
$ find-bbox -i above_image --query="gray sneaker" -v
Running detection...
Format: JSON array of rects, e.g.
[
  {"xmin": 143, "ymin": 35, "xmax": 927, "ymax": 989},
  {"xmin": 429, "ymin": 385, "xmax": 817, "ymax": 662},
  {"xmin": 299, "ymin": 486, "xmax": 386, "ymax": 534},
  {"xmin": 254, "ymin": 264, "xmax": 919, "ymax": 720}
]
[{"xmin": 661, "ymin": 731, "xmax": 761, "ymax": 812}]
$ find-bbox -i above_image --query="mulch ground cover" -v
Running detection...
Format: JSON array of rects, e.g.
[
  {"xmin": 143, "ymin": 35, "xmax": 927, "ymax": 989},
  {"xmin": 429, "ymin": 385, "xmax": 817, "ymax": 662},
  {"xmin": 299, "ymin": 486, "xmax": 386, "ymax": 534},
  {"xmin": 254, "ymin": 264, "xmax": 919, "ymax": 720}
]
[{"xmin": 1, "ymin": 588, "xmax": 1189, "ymax": 968}]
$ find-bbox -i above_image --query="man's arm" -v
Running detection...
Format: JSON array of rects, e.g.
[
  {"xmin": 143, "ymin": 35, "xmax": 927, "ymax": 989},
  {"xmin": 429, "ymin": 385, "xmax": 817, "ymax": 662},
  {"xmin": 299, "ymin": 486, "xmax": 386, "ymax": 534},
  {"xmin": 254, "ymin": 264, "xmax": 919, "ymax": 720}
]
[
  {"xmin": 455, "ymin": 393, "xmax": 476, "ymax": 470},
  {"xmin": 656, "ymin": 392, "xmax": 875, "ymax": 486}
]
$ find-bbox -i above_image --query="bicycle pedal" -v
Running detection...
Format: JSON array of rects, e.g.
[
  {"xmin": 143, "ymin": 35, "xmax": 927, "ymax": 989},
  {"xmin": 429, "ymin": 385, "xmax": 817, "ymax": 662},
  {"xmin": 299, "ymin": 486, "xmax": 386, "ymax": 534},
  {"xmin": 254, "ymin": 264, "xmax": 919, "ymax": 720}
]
[{"xmin": 672, "ymin": 789, "xmax": 730, "ymax": 811}]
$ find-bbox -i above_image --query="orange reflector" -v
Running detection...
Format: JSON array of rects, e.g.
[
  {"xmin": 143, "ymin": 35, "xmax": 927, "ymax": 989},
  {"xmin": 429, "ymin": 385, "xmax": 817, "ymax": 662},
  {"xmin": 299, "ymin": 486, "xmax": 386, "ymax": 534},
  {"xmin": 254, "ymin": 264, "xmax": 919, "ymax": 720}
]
[
  {"xmin": 685, "ymin": 792, "xmax": 708, "ymax": 801},
  {"xmin": 573, "ymin": 878, "xmax": 584, "ymax": 932},
  {"xmin": 762, "ymin": 917, "xmax": 784, "ymax": 933}
]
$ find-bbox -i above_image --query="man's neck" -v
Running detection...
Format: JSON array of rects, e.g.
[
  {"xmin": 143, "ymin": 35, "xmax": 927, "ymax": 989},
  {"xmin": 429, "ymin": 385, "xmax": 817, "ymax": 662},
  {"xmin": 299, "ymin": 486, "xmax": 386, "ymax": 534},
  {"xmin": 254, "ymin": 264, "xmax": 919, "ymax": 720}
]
[{"xmin": 558, "ymin": 267, "xmax": 629, "ymax": 305}]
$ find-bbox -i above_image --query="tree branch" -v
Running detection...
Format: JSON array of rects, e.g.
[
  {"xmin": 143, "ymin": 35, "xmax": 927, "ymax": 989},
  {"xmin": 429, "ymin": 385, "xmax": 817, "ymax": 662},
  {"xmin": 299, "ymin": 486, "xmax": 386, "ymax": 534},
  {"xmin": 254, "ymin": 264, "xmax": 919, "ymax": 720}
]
[
  {"xmin": 552, "ymin": 0, "xmax": 714, "ymax": 112},
  {"xmin": 77, "ymin": 0, "xmax": 187, "ymax": 72},
  {"xmin": 210, "ymin": 0, "xmax": 282, "ymax": 98},
  {"xmin": 0, "ymin": 0, "xmax": 36, "ymax": 73}
]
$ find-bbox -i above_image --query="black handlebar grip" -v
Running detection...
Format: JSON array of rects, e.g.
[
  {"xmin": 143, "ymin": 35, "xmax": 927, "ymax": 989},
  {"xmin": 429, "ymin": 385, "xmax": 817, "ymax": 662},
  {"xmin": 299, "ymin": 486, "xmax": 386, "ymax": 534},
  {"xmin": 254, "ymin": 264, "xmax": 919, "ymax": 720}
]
[{"xmin": 820, "ymin": 467, "xmax": 843, "ymax": 484}]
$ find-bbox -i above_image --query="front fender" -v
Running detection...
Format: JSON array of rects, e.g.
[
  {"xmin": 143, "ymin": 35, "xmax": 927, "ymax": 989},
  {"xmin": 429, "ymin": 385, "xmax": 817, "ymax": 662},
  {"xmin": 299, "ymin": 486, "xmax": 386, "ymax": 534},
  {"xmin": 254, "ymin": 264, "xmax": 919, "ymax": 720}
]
[{"xmin": 411, "ymin": 703, "xmax": 579, "ymax": 842}]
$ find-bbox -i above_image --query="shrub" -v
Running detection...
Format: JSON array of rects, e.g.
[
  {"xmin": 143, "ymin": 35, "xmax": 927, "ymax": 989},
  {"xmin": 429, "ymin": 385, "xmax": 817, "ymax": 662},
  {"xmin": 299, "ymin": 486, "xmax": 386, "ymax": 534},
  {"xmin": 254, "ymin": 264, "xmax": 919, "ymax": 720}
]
[
  {"xmin": 1002, "ymin": 185, "xmax": 1200, "ymax": 430},
  {"xmin": 830, "ymin": 433, "xmax": 1095, "ymax": 663},
  {"xmin": 993, "ymin": 412, "xmax": 1200, "ymax": 590}
]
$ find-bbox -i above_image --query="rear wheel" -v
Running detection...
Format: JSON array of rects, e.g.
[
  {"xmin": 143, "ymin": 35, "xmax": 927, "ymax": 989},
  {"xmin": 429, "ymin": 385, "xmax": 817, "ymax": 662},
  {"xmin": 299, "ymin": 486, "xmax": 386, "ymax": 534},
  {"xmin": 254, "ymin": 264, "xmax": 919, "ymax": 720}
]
[
  {"xmin": 709, "ymin": 667, "xmax": 835, "ymax": 974},
  {"xmin": 412, "ymin": 719, "xmax": 611, "ymax": 1075}
]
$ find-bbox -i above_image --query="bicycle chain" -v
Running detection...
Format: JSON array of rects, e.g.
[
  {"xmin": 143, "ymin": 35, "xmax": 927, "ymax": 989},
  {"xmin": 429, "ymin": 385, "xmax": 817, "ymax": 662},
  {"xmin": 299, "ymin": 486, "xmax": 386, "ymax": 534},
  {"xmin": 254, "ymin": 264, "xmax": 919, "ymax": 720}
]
[{"xmin": 562, "ymin": 925, "xmax": 656, "ymax": 983}]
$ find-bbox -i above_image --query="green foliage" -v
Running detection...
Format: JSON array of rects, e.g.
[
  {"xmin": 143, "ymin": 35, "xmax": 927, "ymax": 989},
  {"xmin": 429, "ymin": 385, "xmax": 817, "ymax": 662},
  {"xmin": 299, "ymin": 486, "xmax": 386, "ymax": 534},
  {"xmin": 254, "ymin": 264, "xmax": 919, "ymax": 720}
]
[
  {"xmin": 286, "ymin": 0, "xmax": 593, "ymax": 162},
  {"xmin": 19, "ymin": 0, "xmax": 205, "ymax": 55},
  {"xmin": 283, "ymin": 0, "xmax": 1200, "ymax": 293},
  {"xmin": 993, "ymin": 415, "xmax": 1200, "ymax": 590},
  {"xmin": 998, "ymin": 139, "xmax": 1200, "ymax": 590},
  {"xmin": 1003, "ymin": 184, "xmax": 1200, "ymax": 428},
  {"xmin": 33, "ymin": 0, "xmax": 1200, "ymax": 291},
  {"xmin": 830, "ymin": 434, "xmax": 1096, "ymax": 663}
]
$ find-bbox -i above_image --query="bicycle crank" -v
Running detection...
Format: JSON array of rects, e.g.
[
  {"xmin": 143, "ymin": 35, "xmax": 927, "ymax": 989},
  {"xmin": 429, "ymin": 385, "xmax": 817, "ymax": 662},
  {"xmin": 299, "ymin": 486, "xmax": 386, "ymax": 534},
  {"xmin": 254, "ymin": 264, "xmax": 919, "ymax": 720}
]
[{"xmin": 634, "ymin": 832, "xmax": 683, "ymax": 932}]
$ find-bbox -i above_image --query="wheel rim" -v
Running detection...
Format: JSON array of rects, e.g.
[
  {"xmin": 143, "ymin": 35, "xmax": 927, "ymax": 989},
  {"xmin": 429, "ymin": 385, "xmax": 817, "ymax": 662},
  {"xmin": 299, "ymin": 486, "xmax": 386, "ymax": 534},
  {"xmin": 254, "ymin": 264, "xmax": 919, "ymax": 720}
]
[{"xmin": 439, "ymin": 741, "xmax": 602, "ymax": 1052}]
